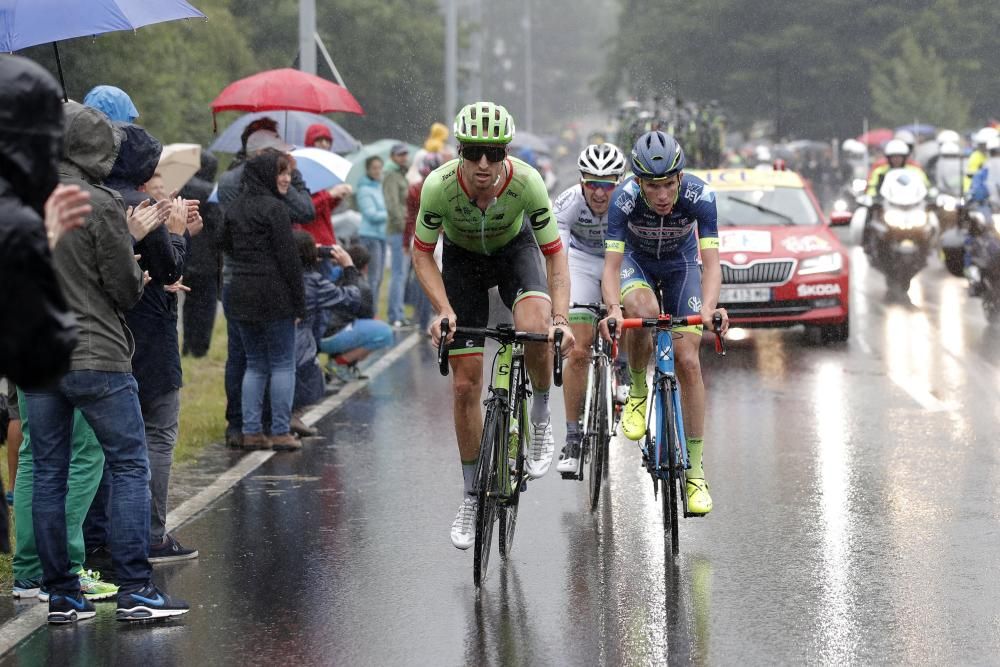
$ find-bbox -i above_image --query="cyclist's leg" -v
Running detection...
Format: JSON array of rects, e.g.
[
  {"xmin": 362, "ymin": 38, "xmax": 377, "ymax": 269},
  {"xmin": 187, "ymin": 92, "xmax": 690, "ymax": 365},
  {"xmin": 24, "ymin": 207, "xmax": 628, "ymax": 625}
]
[
  {"xmin": 661, "ymin": 262, "xmax": 712, "ymax": 513},
  {"xmin": 620, "ymin": 254, "xmax": 658, "ymax": 440},
  {"xmin": 560, "ymin": 250, "xmax": 603, "ymax": 472},
  {"xmin": 498, "ymin": 229, "xmax": 555, "ymax": 477}
]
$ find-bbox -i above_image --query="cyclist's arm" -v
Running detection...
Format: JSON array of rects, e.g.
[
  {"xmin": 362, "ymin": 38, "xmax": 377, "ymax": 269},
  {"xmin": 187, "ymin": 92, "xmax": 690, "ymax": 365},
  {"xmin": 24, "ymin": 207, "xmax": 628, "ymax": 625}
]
[
  {"xmin": 413, "ymin": 179, "xmax": 455, "ymax": 343},
  {"xmin": 601, "ymin": 190, "xmax": 628, "ymax": 332}
]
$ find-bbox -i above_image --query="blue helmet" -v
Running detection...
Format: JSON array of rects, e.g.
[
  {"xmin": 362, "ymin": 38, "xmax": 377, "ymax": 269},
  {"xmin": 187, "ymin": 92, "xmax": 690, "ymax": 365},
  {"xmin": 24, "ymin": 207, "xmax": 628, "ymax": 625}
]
[{"xmin": 630, "ymin": 131, "xmax": 685, "ymax": 179}]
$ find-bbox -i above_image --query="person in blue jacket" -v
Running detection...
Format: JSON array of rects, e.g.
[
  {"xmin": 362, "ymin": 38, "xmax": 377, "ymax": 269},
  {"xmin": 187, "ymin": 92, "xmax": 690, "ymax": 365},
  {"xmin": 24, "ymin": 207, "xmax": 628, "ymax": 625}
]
[{"xmin": 356, "ymin": 156, "xmax": 388, "ymax": 313}]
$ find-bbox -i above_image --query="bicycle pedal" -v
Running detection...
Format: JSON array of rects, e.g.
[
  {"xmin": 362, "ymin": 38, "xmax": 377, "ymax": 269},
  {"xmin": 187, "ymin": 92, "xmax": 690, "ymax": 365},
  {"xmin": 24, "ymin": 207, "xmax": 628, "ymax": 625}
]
[
  {"xmin": 559, "ymin": 471, "xmax": 577, "ymax": 480},
  {"xmin": 683, "ymin": 511, "xmax": 708, "ymax": 519}
]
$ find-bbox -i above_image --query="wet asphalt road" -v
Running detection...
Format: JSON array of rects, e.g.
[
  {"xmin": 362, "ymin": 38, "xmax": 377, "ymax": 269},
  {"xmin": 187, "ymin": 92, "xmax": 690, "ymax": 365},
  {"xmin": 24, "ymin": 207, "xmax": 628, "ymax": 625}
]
[{"xmin": 4, "ymin": 246, "xmax": 1000, "ymax": 665}]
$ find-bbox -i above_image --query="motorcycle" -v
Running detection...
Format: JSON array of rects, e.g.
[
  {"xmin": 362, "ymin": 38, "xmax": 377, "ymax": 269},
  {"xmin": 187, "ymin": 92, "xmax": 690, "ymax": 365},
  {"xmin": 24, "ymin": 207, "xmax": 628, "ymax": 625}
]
[
  {"xmin": 962, "ymin": 205, "xmax": 1000, "ymax": 323},
  {"xmin": 860, "ymin": 169, "xmax": 939, "ymax": 295}
]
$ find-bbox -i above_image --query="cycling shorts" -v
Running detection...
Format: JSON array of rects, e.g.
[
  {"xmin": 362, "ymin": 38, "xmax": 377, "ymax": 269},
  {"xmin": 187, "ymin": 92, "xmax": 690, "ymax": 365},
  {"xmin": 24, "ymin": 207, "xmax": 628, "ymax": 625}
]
[
  {"xmin": 442, "ymin": 223, "xmax": 550, "ymax": 355},
  {"xmin": 568, "ymin": 247, "xmax": 604, "ymax": 324},
  {"xmin": 620, "ymin": 251, "xmax": 704, "ymax": 334}
]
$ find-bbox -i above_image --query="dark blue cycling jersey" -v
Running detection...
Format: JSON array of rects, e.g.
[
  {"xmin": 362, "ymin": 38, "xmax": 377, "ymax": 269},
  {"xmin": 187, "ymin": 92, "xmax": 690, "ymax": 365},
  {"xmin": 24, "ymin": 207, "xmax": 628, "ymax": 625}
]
[{"xmin": 605, "ymin": 173, "xmax": 719, "ymax": 261}]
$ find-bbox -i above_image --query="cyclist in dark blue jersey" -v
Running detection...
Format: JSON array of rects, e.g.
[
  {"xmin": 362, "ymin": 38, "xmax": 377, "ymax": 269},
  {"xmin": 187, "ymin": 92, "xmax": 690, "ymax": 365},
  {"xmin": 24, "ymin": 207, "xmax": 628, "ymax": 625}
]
[{"xmin": 600, "ymin": 131, "xmax": 728, "ymax": 515}]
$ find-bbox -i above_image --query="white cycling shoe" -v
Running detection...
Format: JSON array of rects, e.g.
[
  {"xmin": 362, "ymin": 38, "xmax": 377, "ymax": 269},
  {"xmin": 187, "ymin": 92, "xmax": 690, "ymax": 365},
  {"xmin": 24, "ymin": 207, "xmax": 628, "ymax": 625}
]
[
  {"xmin": 450, "ymin": 497, "xmax": 477, "ymax": 550},
  {"xmin": 525, "ymin": 418, "xmax": 554, "ymax": 479},
  {"xmin": 556, "ymin": 438, "xmax": 581, "ymax": 475}
]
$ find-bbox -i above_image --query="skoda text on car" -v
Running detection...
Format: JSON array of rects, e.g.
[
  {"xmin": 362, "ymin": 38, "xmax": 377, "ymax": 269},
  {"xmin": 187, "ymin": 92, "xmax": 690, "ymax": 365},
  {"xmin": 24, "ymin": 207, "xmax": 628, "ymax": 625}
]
[{"xmin": 689, "ymin": 168, "xmax": 851, "ymax": 342}]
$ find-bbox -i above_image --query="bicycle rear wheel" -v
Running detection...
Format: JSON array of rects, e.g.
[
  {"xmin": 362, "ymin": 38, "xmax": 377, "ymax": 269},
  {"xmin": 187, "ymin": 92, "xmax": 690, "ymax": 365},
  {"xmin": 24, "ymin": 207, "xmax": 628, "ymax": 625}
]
[
  {"xmin": 588, "ymin": 362, "xmax": 609, "ymax": 511},
  {"xmin": 660, "ymin": 386, "xmax": 680, "ymax": 555},
  {"xmin": 499, "ymin": 361, "xmax": 527, "ymax": 561},
  {"xmin": 474, "ymin": 402, "xmax": 503, "ymax": 587}
]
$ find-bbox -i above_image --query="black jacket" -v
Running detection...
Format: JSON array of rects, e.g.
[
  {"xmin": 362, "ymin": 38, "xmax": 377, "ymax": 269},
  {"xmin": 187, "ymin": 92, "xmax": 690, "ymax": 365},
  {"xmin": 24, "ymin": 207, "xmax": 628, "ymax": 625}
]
[
  {"xmin": 180, "ymin": 152, "xmax": 222, "ymax": 279},
  {"xmin": 0, "ymin": 56, "xmax": 78, "ymax": 390},
  {"xmin": 222, "ymin": 152, "xmax": 305, "ymax": 321},
  {"xmin": 106, "ymin": 124, "xmax": 188, "ymax": 403}
]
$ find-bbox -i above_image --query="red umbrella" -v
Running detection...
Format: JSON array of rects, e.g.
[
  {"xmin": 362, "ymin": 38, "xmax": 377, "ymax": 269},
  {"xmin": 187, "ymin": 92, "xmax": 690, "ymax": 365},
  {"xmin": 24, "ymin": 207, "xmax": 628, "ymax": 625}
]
[
  {"xmin": 210, "ymin": 68, "xmax": 364, "ymax": 128},
  {"xmin": 856, "ymin": 128, "xmax": 894, "ymax": 148}
]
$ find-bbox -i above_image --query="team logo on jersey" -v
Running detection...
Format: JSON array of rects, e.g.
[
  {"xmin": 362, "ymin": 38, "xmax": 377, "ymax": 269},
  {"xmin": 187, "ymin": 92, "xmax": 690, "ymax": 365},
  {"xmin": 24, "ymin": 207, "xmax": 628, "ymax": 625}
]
[
  {"xmin": 553, "ymin": 190, "xmax": 573, "ymax": 213},
  {"xmin": 528, "ymin": 208, "xmax": 550, "ymax": 230},
  {"xmin": 688, "ymin": 296, "xmax": 702, "ymax": 312},
  {"xmin": 422, "ymin": 212, "xmax": 443, "ymax": 229},
  {"xmin": 615, "ymin": 193, "xmax": 635, "ymax": 216},
  {"xmin": 621, "ymin": 267, "xmax": 635, "ymax": 280}
]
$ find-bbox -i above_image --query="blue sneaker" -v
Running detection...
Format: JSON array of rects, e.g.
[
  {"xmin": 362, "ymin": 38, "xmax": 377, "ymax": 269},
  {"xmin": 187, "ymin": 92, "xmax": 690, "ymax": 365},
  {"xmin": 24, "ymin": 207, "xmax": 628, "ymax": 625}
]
[
  {"xmin": 47, "ymin": 592, "xmax": 96, "ymax": 624},
  {"xmin": 12, "ymin": 578, "xmax": 40, "ymax": 599},
  {"xmin": 116, "ymin": 584, "xmax": 189, "ymax": 621}
]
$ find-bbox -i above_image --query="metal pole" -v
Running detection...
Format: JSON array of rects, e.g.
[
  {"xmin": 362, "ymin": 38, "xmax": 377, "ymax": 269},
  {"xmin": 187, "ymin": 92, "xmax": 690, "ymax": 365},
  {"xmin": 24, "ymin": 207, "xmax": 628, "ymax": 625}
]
[
  {"xmin": 523, "ymin": 0, "xmax": 533, "ymax": 132},
  {"xmin": 445, "ymin": 0, "xmax": 457, "ymax": 122},
  {"xmin": 52, "ymin": 43, "xmax": 68, "ymax": 102},
  {"xmin": 299, "ymin": 0, "xmax": 316, "ymax": 75},
  {"xmin": 315, "ymin": 32, "xmax": 346, "ymax": 87}
]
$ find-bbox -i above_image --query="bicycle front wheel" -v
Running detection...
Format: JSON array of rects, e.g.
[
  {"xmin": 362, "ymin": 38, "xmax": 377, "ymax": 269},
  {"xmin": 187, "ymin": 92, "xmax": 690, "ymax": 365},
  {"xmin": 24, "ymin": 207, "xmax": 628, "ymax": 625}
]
[
  {"xmin": 474, "ymin": 402, "xmax": 503, "ymax": 587},
  {"xmin": 660, "ymin": 387, "xmax": 680, "ymax": 555},
  {"xmin": 588, "ymin": 362, "xmax": 609, "ymax": 511},
  {"xmin": 499, "ymin": 362, "xmax": 528, "ymax": 561}
]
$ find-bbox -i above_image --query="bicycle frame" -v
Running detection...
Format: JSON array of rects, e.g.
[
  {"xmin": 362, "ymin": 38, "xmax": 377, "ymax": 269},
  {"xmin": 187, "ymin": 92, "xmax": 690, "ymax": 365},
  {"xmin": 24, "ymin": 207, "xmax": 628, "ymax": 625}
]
[
  {"xmin": 651, "ymin": 329, "xmax": 688, "ymax": 477},
  {"xmin": 483, "ymin": 340, "xmax": 527, "ymax": 498}
]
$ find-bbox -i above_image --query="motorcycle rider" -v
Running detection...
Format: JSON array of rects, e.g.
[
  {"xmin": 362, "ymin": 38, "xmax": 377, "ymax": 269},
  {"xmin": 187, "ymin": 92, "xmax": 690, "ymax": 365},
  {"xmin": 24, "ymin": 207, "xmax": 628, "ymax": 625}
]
[
  {"xmin": 866, "ymin": 139, "xmax": 929, "ymax": 197},
  {"xmin": 964, "ymin": 127, "xmax": 998, "ymax": 193},
  {"xmin": 963, "ymin": 136, "xmax": 1000, "ymax": 295}
]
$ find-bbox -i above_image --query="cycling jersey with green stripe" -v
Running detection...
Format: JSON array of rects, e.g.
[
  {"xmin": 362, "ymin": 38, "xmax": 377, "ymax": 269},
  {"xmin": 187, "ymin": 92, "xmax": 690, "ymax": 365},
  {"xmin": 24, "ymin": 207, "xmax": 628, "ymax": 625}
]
[{"xmin": 413, "ymin": 156, "xmax": 563, "ymax": 257}]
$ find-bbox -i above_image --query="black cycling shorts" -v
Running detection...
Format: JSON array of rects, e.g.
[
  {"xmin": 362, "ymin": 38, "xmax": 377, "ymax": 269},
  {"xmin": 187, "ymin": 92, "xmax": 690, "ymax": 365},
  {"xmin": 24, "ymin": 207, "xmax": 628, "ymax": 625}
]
[{"xmin": 442, "ymin": 223, "xmax": 550, "ymax": 355}]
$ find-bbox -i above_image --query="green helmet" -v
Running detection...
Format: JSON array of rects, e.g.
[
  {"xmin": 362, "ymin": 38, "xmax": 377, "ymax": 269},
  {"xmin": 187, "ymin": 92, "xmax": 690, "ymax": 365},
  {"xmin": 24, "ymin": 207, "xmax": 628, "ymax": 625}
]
[{"xmin": 453, "ymin": 101, "xmax": 515, "ymax": 144}]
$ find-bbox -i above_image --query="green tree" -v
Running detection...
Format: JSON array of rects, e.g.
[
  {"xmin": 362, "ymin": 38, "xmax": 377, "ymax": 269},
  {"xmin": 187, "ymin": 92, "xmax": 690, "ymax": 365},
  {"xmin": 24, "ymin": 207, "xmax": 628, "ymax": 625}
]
[{"xmin": 869, "ymin": 30, "xmax": 971, "ymax": 129}]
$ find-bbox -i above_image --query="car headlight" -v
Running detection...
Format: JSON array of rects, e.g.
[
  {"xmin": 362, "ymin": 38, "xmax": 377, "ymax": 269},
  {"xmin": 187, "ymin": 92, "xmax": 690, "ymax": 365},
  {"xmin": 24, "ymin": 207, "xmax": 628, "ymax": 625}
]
[
  {"xmin": 798, "ymin": 252, "xmax": 843, "ymax": 275},
  {"xmin": 883, "ymin": 208, "xmax": 927, "ymax": 230},
  {"xmin": 833, "ymin": 198, "xmax": 849, "ymax": 212}
]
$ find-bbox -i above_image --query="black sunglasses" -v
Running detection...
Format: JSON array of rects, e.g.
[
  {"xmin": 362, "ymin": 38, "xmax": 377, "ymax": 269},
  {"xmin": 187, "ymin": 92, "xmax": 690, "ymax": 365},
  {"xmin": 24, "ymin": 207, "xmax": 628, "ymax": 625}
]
[{"xmin": 460, "ymin": 145, "xmax": 507, "ymax": 163}]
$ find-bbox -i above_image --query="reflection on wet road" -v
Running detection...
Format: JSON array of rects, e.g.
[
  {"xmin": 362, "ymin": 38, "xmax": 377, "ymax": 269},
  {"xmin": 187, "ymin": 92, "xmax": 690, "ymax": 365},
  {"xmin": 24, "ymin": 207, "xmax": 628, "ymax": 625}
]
[{"xmin": 4, "ymin": 248, "xmax": 1000, "ymax": 664}]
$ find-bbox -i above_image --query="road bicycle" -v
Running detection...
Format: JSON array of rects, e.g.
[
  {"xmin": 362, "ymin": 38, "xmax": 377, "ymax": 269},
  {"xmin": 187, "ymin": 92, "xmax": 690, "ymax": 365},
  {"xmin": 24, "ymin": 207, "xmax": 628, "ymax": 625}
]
[
  {"xmin": 437, "ymin": 320, "xmax": 563, "ymax": 587},
  {"xmin": 562, "ymin": 303, "xmax": 619, "ymax": 511},
  {"xmin": 619, "ymin": 311, "xmax": 725, "ymax": 555}
]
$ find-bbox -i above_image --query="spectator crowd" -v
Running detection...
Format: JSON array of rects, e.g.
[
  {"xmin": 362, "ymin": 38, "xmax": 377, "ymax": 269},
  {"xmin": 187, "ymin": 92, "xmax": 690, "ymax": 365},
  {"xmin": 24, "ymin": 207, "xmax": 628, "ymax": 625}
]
[{"xmin": 0, "ymin": 53, "xmax": 451, "ymax": 625}]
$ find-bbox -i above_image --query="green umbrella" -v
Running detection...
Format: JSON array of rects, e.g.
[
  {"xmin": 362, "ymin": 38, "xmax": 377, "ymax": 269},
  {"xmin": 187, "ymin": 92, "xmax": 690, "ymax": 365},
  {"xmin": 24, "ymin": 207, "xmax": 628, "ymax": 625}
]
[{"xmin": 344, "ymin": 138, "xmax": 420, "ymax": 188}]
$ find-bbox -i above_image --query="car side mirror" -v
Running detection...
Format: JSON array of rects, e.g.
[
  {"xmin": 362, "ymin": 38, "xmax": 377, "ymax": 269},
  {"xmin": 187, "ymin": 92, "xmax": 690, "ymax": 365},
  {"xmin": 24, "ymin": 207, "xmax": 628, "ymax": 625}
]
[{"xmin": 829, "ymin": 210, "xmax": 852, "ymax": 226}]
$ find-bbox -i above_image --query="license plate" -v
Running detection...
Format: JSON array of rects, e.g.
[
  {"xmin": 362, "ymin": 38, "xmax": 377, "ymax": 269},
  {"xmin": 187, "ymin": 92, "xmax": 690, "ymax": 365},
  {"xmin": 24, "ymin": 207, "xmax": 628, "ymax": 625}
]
[{"xmin": 720, "ymin": 287, "xmax": 771, "ymax": 303}]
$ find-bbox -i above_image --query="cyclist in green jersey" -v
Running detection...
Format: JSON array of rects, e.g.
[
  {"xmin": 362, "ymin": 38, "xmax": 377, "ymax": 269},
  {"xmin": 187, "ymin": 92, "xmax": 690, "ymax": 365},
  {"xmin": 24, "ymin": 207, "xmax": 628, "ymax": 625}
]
[{"xmin": 412, "ymin": 102, "xmax": 575, "ymax": 550}]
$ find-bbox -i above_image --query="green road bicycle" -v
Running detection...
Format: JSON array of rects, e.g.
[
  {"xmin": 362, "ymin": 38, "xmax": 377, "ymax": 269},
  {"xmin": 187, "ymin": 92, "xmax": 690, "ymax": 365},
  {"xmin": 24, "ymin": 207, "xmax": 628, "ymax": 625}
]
[{"xmin": 438, "ymin": 320, "xmax": 564, "ymax": 587}]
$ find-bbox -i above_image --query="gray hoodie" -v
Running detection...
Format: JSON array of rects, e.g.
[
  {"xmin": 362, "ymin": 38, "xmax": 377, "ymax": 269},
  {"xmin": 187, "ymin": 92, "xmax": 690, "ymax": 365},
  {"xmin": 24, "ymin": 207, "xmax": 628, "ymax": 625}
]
[{"xmin": 54, "ymin": 102, "xmax": 144, "ymax": 373}]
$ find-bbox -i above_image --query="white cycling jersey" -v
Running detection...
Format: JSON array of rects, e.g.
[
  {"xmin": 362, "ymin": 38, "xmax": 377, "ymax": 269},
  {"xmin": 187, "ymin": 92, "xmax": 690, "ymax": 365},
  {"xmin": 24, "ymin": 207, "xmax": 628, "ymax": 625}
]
[
  {"xmin": 554, "ymin": 184, "xmax": 607, "ymax": 257},
  {"xmin": 555, "ymin": 184, "xmax": 608, "ymax": 321}
]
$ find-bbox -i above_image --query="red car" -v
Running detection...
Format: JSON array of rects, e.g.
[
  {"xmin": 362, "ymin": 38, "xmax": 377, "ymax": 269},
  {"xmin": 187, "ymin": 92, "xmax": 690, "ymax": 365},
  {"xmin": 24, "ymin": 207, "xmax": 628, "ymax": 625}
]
[{"xmin": 690, "ymin": 168, "xmax": 851, "ymax": 342}]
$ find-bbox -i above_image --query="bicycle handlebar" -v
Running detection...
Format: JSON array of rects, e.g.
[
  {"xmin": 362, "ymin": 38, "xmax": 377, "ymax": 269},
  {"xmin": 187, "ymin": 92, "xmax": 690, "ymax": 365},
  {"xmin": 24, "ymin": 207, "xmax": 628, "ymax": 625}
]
[
  {"xmin": 437, "ymin": 319, "xmax": 566, "ymax": 383},
  {"xmin": 619, "ymin": 312, "xmax": 726, "ymax": 355}
]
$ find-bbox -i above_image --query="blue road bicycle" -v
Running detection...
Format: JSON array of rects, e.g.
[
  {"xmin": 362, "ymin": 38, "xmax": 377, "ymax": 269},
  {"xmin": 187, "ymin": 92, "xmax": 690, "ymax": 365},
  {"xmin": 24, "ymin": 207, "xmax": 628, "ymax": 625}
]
[{"xmin": 619, "ymin": 311, "xmax": 725, "ymax": 555}]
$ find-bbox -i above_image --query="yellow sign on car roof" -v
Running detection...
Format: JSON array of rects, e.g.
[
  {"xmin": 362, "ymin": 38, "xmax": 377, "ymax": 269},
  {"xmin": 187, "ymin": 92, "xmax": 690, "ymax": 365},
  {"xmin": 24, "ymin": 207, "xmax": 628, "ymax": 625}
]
[{"xmin": 689, "ymin": 168, "xmax": 804, "ymax": 190}]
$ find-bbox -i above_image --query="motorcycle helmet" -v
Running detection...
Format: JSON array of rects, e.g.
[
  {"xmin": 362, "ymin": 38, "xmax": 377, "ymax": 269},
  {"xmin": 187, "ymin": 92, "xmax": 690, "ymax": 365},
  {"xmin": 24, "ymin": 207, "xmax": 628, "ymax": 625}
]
[
  {"xmin": 987, "ymin": 136, "xmax": 1000, "ymax": 153},
  {"xmin": 630, "ymin": 131, "xmax": 686, "ymax": 179},
  {"xmin": 577, "ymin": 143, "xmax": 626, "ymax": 177},
  {"xmin": 936, "ymin": 129, "xmax": 960, "ymax": 145},
  {"xmin": 938, "ymin": 141, "xmax": 961, "ymax": 157},
  {"xmin": 894, "ymin": 129, "xmax": 917, "ymax": 149},
  {"xmin": 841, "ymin": 138, "xmax": 866, "ymax": 155},
  {"xmin": 973, "ymin": 127, "xmax": 999, "ymax": 146},
  {"xmin": 884, "ymin": 139, "xmax": 909, "ymax": 157}
]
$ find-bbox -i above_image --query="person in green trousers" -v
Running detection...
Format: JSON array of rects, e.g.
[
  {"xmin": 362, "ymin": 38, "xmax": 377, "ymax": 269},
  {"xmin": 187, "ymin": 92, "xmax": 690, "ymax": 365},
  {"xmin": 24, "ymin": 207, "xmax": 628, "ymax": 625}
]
[{"xmin": 11, "ymin": 388, "xmax": 117, "ymax": 600}]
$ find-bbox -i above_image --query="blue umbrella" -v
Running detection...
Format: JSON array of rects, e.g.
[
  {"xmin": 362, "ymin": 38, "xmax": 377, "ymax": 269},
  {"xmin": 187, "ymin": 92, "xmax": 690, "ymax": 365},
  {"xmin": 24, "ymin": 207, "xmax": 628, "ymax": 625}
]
[
  {"xmin": 0, "ymin": 0, "xmax": 205, "ymax": 95},
  {"xmin": 210, "ymin": 111, "xmax": 360, "ymax": 154},
  {"xmin": 895, "ymin": 124, "xmax": 937, "ymax": 140}
]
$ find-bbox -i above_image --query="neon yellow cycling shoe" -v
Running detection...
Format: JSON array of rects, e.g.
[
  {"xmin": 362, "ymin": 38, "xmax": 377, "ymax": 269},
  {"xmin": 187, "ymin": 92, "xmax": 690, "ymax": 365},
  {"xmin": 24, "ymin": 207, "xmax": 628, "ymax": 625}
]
[
  {"xmin": 622, "ymin": 393, "xmax": 648, "ymax": 441},
  {"xmin": 686, "ymin": 478, "xmax": 713, "ymax": 515}
]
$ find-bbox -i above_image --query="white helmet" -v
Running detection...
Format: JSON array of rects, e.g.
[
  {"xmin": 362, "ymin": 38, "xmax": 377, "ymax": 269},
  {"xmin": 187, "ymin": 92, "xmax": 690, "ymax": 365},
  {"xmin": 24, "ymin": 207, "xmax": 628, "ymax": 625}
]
[
  {"xmin": 936, "ymin": 129, "xmax": 960, "ymax": 145},
  {"xmin": 987, "ymin": 136, "xmax": 1000, "ymax": 152},
  {"xmin": 841, "ymin": 138, "xmax": 866, "ymax": 155},
  {"xmin": 894, "ymin": 130, "xmax": 917, "ymax": 147},
  {"xmin": 578, "ymin": 143, "xmax": 626, "ymax": 177},
  {"xmin": 973, "ymin": 127, "xmax": 999, "ymax": 145},
  {"xmin": 939, "ymin": 141, "xmax": 961, "ymax": 156},
  {"xmin": 884, "ymin": 139, "xmax": 910, "ymax": 157}
]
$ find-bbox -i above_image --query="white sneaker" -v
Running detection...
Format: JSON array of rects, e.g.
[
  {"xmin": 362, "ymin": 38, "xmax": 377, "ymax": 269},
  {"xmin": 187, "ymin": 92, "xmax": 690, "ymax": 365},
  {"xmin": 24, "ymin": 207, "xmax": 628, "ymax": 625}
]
[
  {"xmin": 526, "ymin": 418, "xmax": 554, "ymax": 479},
  {"xmin": 450, "ymin": 497, "xmax": 477, "ymax": 550},
  {"xmin": 556, "ymin": 439, "xmax": 581, "ymax": 474}
]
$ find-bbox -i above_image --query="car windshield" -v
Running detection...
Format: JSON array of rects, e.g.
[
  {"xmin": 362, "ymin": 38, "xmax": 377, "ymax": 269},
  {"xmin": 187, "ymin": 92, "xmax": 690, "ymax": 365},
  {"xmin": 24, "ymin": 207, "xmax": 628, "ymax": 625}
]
[{"xmin": 715, "ymin": 187, "xmax": 820, "ymax": 226}]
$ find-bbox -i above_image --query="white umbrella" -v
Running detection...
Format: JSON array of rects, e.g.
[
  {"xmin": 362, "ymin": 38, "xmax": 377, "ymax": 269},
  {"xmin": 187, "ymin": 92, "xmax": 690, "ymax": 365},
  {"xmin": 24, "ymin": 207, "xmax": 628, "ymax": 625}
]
[
  {"xmin": 291, "ymin": 147, "xmax": 353, "ymax": 193},
  {"xmin": 158, "ymin": 143, "xmax": 201, "ymax": 194}
]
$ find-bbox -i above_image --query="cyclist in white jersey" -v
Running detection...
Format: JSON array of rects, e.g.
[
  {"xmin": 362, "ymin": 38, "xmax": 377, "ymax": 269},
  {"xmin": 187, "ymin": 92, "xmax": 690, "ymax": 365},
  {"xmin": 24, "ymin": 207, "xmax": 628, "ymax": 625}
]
[{"xmin": 553, "ymin": 143, "xmax": 626, "ymax": 474}]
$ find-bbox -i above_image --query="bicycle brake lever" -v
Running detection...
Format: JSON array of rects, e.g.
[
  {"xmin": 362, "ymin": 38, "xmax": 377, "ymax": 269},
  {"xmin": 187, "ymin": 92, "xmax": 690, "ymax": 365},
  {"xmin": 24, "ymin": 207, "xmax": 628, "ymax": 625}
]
[
  {"xmin": 553, "ymin": 328, "xmax": 564, "ymax": 387},
  {"xmin": 711, "ymin": 312, "xmax": 726, "ymax": 356},
  {"xmin": 438, "ymin": 319, "xmax": 451, "ymax": 376}
]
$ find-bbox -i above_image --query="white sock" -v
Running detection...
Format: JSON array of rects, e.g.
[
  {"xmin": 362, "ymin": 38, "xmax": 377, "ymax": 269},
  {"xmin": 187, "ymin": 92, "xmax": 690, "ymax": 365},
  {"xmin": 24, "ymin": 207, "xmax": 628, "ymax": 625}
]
[
  {"xmin": 531, "ymin": 388, "xmax": 550, "ymax": 424},
  {"xmin": 462, "ymin": 461, "xmax": 477, "ymax": 497}
]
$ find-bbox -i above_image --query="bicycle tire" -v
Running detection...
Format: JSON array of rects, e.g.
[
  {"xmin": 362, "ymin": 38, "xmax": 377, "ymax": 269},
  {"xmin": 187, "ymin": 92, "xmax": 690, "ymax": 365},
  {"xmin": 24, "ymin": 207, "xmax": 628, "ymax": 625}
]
[
  {"xmin": 588, "ymin": 361, "xmax": 609, "ymax": 511},
  {"xmin": 499, "ymin": 359, "xmax": 527, "ymax": 561},
  {"xmin": 660, "ymin": 385, "xmax": 680, "ymax": 555},
  {"xmin": 474, "ymin": 402, "xmax": 503, "ymax": 587}
]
